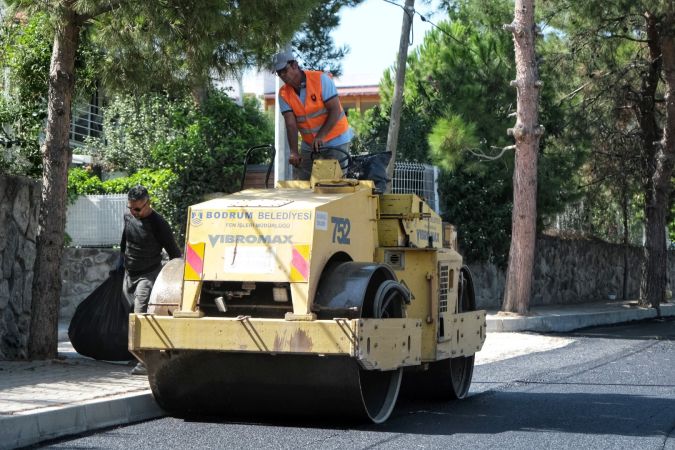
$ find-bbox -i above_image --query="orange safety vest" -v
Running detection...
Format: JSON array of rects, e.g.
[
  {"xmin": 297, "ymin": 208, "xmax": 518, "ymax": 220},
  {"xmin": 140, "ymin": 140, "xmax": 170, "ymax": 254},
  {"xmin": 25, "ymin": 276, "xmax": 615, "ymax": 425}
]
[{"xmin": 279, "ymin": 71, "xmax": 349, "ymax": 145}]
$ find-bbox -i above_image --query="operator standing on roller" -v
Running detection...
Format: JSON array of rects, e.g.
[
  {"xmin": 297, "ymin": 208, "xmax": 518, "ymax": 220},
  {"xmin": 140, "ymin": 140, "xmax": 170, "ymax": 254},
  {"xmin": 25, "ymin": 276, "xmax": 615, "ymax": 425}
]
[
  {"xmin": 120, "ymin": 185, "xmax": 182, "ymax": 375},
  {"xmin": 273, "ymin": 48, "xmax": 353, "ymax": 180}
]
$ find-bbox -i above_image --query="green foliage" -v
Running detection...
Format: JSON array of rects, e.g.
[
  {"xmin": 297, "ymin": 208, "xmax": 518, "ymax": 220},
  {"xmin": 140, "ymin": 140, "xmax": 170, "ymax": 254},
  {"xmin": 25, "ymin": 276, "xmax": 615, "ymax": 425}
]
[
  {"xmin": 150, "ymin": 92, "xmax": 273, "ymax": 240},
  {"xmin": 67, "ymin": 167, "xmax": 105, "ymax": 200},
  {"xmin": 0, "ymin": 96, "xmax": 43, "ymax": 177},
  {"xmin": 428, "ymin": 115, "xmax": 479, "ymax": 171},
  {"xmin": 67, "ymin": 167, "xmax": 177, "ymax": 197},
  {"xmin": 0, "ymin": 12, "xmax": 100, "ymax": 177},
  {"xmin": 82, "ymin": 94, "xmax": 192, "ymax": 172},
  {"xmin": 2, "ymin": 11, "xmax": 99, "ymax": 103},
  {"xmin": 2, "ymin": 13, "xmax": 52, "ymax": 105},
  {"xmin": 440, "ymin": 167, "xmax": 513, "ymax": 266},
  {"xmin": 84, "ymin": 90, "xmax": 273, "ymax": 242},
  {"xmin": 350, "ymin": 102, "xmax": 433, "ymax": 162},
  {"xmin": 349, "ymin": 105, "xmax": 390, "ymax": 154},
  {"xmin": 67, "ymin": 167, "xmax": 178, "ymax": 229},
  {"xmin": 414, "ymin": 19, "xmax": 515, "ymax": 158},
  {"xmin": 0, "ymin": 13, "xmax": 50, "ymax": 176},
  {"xmin": 355, "ymin": 2, "xmax": 517, "ymax": 264},
  {"xmin": 84, "ymin": 0, "xmax": 321, "ymax": 96}
]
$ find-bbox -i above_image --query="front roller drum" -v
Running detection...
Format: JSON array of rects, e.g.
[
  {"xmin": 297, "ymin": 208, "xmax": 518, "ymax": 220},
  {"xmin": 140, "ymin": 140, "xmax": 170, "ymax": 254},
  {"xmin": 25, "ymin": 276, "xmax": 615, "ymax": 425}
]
[
  {"xmin": 144, "ymin": 350, "xmax": 401, "ymax": 423},
  {"xmin": 147, "ymin": 258, "xmax": 184, "ymax": 316}
]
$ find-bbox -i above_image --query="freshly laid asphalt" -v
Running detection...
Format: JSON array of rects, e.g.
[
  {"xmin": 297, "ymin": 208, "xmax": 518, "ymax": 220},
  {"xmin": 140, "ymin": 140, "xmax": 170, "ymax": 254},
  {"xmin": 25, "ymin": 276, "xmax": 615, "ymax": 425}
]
[{"xmin": 1, "ymin": 300, "xmax": 673, "ymax": 450}]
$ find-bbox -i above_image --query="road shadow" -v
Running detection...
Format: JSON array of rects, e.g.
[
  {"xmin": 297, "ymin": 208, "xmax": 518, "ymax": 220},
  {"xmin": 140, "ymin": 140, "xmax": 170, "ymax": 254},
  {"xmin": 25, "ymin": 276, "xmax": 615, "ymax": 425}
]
[
  {"xmin": 382, "ymin": 390, "xmax": 675, "ymax": 438},
  {"xmin": 167, "ymin": 387, "xmax": 675, "ymax": 441}
]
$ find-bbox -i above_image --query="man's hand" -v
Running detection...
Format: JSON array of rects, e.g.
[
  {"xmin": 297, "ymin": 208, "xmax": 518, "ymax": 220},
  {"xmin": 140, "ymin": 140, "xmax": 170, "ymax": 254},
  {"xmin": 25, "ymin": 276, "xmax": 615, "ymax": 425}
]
[
  {"xmin": 289, "ymin": 150, "xmax": 302, "ymax": 167},
  {"xmin": 312, "ymin": 137, "xmax": 324, "ymax": 152}
]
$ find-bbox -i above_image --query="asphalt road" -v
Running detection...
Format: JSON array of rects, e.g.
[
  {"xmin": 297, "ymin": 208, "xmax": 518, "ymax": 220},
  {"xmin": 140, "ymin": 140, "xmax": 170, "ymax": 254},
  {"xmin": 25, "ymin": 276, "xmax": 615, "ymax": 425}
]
[{"xmin": 37, "ymin": 318, "xmax": 675, "ymax": 449}]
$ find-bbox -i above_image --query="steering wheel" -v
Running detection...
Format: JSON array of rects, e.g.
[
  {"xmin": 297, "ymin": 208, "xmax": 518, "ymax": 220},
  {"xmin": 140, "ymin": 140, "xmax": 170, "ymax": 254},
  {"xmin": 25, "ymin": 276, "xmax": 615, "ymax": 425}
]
[{"xmin": 310, "ymin": 146, "xmax": 352, "ymax": 174}]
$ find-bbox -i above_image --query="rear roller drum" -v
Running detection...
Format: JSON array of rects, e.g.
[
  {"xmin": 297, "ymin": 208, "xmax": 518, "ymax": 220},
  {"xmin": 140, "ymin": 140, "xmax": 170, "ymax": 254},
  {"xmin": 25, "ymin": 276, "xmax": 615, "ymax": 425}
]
[
  {"xmin": 401, "ymin": 265, "xmax": 476, "ymax": 400},
  {"xmin": 447, "ymin": 265, "xmax": 477, "ymax": 399}
]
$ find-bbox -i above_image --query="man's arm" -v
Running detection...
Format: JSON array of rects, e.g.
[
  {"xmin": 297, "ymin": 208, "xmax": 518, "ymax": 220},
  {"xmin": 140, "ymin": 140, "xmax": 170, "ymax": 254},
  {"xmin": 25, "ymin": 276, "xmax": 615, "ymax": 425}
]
[
  {"xmin": 117, "ymin": 220, "xmax": 127, "ymax": 271},
  {"xmin": 283, "ymin": 111, "xmax": 301, "ymax": 167},
  {"xmin": 313, "ymin": 95, "xmax": 342, "ymax": 151},
  {"xmin": 154, "ymin": 214, "xmax": 182, "ymax": 259},
  {"xmin": 120, "ymin": 226, "xmax": 126, "ymax": 254}
]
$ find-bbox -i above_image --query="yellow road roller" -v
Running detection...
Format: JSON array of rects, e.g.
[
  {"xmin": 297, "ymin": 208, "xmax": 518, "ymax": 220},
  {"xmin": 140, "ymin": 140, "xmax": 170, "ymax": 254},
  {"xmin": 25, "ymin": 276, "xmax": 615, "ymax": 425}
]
[{"xmin": 129, "ymin": 156, "xmax": 486, "ymax": 423}]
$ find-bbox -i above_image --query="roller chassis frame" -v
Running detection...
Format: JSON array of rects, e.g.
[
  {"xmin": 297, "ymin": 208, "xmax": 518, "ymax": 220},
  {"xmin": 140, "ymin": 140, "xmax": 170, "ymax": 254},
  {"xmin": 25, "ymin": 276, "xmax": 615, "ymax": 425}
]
[{"xmin": 130, "ymin": 310, "xmax": 485, "ymax": 372}]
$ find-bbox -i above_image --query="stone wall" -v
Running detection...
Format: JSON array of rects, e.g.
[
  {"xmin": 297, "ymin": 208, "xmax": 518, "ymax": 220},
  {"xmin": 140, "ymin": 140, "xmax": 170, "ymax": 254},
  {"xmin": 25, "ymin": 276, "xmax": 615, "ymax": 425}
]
[
  {"xmin": 0, "ymin": 174, "xmax": 40, "ymax": 360},
  {"xmin": 470, "ymin": 236, "xmax": 675, "ymax": 309},
  {"xmin": 60, "ymin": 248, "xmax": 118, "ymax": 321}
]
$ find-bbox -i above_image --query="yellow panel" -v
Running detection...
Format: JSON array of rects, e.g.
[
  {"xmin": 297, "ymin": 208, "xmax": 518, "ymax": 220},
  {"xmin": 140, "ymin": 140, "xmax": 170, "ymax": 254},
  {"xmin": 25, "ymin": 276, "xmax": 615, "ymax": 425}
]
[
  {"xmin": 378, "ymin": 194, "xmax": 444, "ymax": 249},
  {"xmin": 302, "ymin": 189, "xmax": 378, "ymax": 316},
  {"xmin": 175, "ymin": 280, "xmax": 202, "ymax": 317},
  {"xmin": 379, "ymin": 194, "xmax": 415, "ymax": 216},
  {"xmin": 378, "ymin": 219, "xmax": 406, "ymax": 247},
  {"xmin": 130, "ymin": 315, "xmax": 422, "ymax": 371},
  {"xmin": 130, "ymin": 315, "xmax": 355, "ymax": 354},
  {"xmin": 187, "ymin": 205, "xmax": 314, "ymax": 282},
  {"xmin": 356, "ymin": 318, "xmax": 422, "ymax": 370},
  {"xmin": 276, "ymin": 180, "xmax": 311, "ymax": 189},
  {"xmin": 310, "ymin": 159, "xmax": 343, "ymax": 187},
  {"xmin": 436, "ymin": 310, "xmax": 487, "ymax": 359}
]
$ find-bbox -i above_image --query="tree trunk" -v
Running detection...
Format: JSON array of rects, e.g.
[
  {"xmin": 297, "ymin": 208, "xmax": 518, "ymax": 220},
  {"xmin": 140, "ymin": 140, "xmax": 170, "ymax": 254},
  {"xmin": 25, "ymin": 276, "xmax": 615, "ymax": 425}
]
[
  {"xmin": 28, "ymin": 15, "xmax": 80, "ymax": 359},
  {"xmin": 501, "ymin": 0, "xmax": 542, "ymax": 314},
  {"xmin": 642, "ymin": 14, "xmax": 675, "ymax": 314},
  {"xmin": 621, "ymin": 186, "xmax": 629, "ymax": 301},
  {"xmin": 384, "ymin": 0, "xmax": 414, "ymax": 193},
  {"xmin": 639, "ymin": 12, "xmax": 670, "ymax": 313}
]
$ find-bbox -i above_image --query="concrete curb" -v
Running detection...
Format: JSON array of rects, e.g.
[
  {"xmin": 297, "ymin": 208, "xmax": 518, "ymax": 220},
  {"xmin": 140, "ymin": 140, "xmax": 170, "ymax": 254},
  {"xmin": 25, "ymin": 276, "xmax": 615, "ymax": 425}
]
[
  {"xmin": 0, "ymin": 391, "xmax": 164, "ymax": 450},
  {"xmin": 487, "ymin": 303, "xmax": 675, "ymax": 333}
]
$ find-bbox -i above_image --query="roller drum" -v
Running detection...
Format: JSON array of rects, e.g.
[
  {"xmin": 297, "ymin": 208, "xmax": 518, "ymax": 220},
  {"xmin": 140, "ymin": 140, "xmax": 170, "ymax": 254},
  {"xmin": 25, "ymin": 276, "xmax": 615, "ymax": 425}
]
[{"xmin": 145, "ymin": 351, "xmax": 401, "ymax": 423}]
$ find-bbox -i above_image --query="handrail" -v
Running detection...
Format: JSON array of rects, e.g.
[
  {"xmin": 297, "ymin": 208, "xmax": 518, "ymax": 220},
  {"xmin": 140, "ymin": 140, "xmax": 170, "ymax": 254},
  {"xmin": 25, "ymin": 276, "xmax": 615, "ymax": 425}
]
[{"xmin": 240, "ymin": 144, "xmax": 276, "ymax": 190}]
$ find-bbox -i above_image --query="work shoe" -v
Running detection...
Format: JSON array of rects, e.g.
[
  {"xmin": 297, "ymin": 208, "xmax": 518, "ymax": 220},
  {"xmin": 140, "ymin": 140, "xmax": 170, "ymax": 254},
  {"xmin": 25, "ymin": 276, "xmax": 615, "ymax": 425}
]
[{"xmin": 131, "ymin": 362, "xmax": 147, "ymax": 376}]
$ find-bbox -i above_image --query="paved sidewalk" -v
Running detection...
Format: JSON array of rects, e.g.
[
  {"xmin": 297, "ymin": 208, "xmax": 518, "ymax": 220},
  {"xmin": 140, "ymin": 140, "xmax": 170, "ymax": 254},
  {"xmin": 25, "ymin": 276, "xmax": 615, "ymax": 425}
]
[
  {"xmin": 1, "ymin": 300, "xmax": 673, "ymax": 449},
  {"xmin": 487, "ymin": 299, "xmax": 675, "ymax": 332},
  {"xmin": 0, "ymin": 340, "xmax": 163, "ymax": 450}
]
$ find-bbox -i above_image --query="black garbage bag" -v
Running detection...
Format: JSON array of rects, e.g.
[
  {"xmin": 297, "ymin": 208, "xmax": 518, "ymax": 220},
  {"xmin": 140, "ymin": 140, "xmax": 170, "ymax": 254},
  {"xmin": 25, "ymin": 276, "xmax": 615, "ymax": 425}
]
[
  {"xmin": 68, "ymin": 268, "xmax": 134, "ymax": 361},
  {"xmin": 349, "ymin": 151, "xmax": 392, "ymax": 193}
]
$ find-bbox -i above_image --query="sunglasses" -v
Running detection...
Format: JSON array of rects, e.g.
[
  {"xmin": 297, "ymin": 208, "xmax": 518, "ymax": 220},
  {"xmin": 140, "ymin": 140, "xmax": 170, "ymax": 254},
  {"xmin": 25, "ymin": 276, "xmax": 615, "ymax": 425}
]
[{"xmin": 127, "ymin": 200, "xmax": 148, "ymax": 213}]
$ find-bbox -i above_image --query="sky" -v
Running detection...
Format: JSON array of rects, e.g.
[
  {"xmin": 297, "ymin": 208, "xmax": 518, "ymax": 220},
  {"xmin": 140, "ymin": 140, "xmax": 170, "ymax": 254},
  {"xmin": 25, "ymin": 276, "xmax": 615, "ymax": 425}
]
[{"xmin": 332, "ymin": 0, "xmax": 440, "ymax": 85}]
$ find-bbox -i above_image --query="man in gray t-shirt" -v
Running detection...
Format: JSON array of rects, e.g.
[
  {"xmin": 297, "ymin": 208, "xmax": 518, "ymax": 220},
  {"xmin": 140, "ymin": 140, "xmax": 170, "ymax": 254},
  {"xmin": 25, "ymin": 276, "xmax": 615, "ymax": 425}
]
[{"xmin": 120, "ymin": 185, "xmax": 181, "ymax": 374}]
